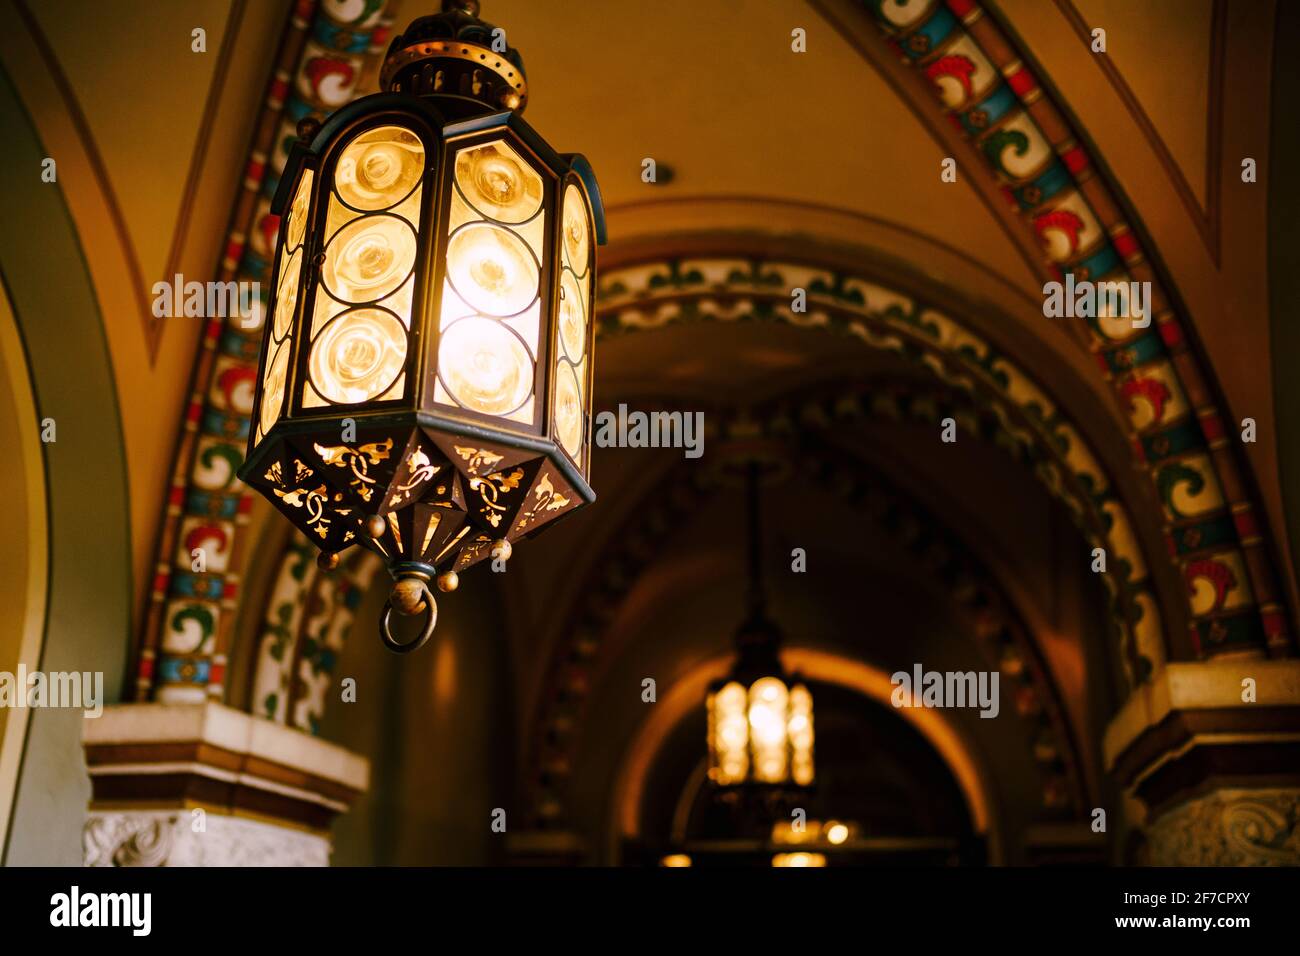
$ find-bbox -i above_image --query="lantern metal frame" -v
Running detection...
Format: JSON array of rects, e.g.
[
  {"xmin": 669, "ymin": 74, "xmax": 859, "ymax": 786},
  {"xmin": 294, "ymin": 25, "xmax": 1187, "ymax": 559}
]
[
  {"xmin": 237, "ymin": 3, "xmax": 605, "ymax": 653},
  {"xmin": 705, "ymin": 460, "xmax": 815, "ymax": 792}
]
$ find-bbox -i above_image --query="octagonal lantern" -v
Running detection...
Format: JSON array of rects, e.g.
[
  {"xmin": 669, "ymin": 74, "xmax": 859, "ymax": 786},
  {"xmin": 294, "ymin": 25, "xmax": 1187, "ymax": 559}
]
[{"xmin": 238, "ymin": 2, "xmax": 605, "ymax": 652}]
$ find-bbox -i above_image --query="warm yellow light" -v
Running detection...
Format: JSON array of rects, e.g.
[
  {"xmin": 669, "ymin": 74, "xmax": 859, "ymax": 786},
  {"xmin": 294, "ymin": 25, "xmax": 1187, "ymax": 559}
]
[
  {"xmin": 772, "ymin": 852, "xmax": 825, "ymax": 868},
  {"xmin": 748, "ymin": 676, "xmax": 789, "ymax": 783},
  {"xmin": 558, "ymin": 272, "xmax": 585, "ymax": 362},
  {"xmin": 659, "ymin": 854, "xmax": 692, "ymax": 868},
  {"xmin": 438, "ymin": 316, "xmax": 532, "ymax": 415},
  {"xmin": 259, "ymin": 340, "xmax": 290, "ymax": 436},
  {"xmin": 553, "ymin": 362, "xmax": 584, "ymax": 457},
  {"xmin": 309, "ymin": 308, "xmax": 407, "ymax": 404},
  {"xmin": 708, "ymin": 680, "xmax": 749, "ymax": 784},
  {"xmin": 272, "ymin": 249, "xmax": 302, "ymax": 341},
  {"xmin": 335, "ymin": 125, "xmax": 424, "ymax": 211},
  {"xmin": 561, "ymin": 182, "xmax": 590, "ymax": 274},
  {"xmin": 826, "ymin": 823, "xmax": 849, "ymax": 846},
  {"xmin": 447, "ymin": 223, "xmax": 538, "ymax": 317},
  {"xmin": 323, "ymin": 215, "xmax": 417, "ymax": 304},
  {"xmin": 455, "ymin": 141, "xmax": 542, "ymax": 224},
  {"xmin": 707, "ymin": 674, "xmax": 813, "ymax": 787},
  {"xmin": 287, "ymin": 170, "xmax": 314, "ymax": 250}
]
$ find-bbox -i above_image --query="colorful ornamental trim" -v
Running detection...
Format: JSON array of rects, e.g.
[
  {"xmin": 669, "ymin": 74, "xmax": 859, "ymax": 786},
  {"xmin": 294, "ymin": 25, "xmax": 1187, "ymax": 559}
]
[
  {"xmin": 250, "ymin": 534, "xmax": 381, "ymax": 735},
  {"xmin": 136, "ymin": 0, "xmax": 396, "ymax": 703},
  {"xmin": 864, "ymin": 0, "xmax": 1291, "ymax": 658}
]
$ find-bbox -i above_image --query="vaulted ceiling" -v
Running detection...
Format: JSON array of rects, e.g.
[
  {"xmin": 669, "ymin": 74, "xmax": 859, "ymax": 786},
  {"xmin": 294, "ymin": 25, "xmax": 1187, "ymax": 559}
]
[{"xmin": 1, "ymin": 0, "xmax": 1290, "ymax": 865}]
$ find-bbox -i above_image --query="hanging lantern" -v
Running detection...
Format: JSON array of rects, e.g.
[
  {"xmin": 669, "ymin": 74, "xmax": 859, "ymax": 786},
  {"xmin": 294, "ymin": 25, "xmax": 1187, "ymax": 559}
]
[
  {"xmin": 706, "ymin": 463, "xmax": 814, "ymax": 788},
  {"xmin": 239, "ymin": 0, "xmax": 605, "ymax": 652}
]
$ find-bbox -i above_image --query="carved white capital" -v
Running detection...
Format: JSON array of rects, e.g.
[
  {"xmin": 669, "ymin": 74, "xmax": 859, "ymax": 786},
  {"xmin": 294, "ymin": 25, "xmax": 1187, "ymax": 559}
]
[{"xmin": 84, "ymin": 810, "xmax": 330, "ymax": 867}]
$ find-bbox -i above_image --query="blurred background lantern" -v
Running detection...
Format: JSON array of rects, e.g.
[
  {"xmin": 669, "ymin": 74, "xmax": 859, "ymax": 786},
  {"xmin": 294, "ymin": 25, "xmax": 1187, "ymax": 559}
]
[
  {"xmin": 706, "ymin": 461, "xmax": 815, "ymax": 788},
  {"xmin": 239, "ymin": 0, "xmax": 605, "ymax": 653}
]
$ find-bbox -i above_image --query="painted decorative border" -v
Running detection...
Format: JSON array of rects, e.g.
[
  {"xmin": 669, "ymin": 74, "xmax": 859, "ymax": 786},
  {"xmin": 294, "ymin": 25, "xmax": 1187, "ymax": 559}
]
[
  {"xmin": 861, "ymin": 0, "xmax": 1290, "ymax": 658},
  {"xmin": 136, "ymin": 0, "xmax": 396, "ymax": 702},
  {"xmin": 249, "ymin": 533, "xmax": 381, "ymax": 734}
]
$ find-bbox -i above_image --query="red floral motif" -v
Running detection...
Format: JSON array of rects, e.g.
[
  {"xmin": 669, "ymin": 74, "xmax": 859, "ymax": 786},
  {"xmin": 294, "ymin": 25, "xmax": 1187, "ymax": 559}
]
[
  {"xmin": 184, "ymin": 524, "xmax": 230, "ymax": 557},
  {"xmin": 1121, "ymin": 376, "xmax": 1172, "ymax": 425},
  {"xmin": 926, "ymin": 54, "xmax": 977, "ymax": 105},
  {"xmin": 1033, "ymin": 208, "xmax": 1085, "ymax": 256},
  {"xmin": 305, "ymin": 56, "xmax": 356, "ymax": 106},
  {"xmin": 217, "ymin": 365, "xmax": 258, "ymax": 409},
  {"xmin": 1185, "ymin": 558, "xmax": 1237, "ymax": 612}
]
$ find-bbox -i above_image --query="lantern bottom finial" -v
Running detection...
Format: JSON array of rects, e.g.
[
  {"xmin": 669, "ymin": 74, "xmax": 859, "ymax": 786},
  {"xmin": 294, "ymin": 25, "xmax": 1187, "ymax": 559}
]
[{"xmin": 381, "ymin": 573, "xmax": 437, "ymax": 653}]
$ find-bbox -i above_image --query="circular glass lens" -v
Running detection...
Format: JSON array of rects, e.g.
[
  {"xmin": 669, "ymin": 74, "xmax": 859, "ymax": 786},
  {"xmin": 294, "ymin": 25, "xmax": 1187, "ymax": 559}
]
[
  {"xmin": 439, "ymin": 316, "xmax": 533, "ymax": 416},
  {"xmin": 455, "ymin": 142, "xmax": 542, "ymax": 223},
  {"xmin": 446, "ymin": 223, "xmax": 538, "ymax": 316},
  {"xmin": 323, "ymin": 215, "xmax": 416, "ymax": 304},
  {"xmin": 259, "ymin": 340, "xmax": 290, "ymax": 437},
  {"xmin": 287, "ymin": 178, "xmax": 311, "ymax": 250},
  {"xmin": 309, "ymin": 308, "xmax": 407, "ymax": 404},
  {"xmin": 554, "ymin": 361, "xmax": 584, "ymax": 458},
  {"xmin": 272, "ymin": 248, "xmax": 302, "ymax": 341},
  {"xmin": 562, "ymin": 183, "xmax": 590, "ymax": 276},
  {"xmin": 335, "ymin": 126, "xmax": 424, "ymax": 211},
  {"xmin": 558, "ymin": 271, "xmax": 586, "ymax": 362}
]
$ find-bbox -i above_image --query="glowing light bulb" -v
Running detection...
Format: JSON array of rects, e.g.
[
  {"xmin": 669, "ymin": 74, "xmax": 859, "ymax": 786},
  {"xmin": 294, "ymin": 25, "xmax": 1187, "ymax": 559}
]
[
  {"xmin": 447, "ymin": 223, "xmax": 538, "ymax": 316},
  {"xmin": 553, "ymin": 362, "xmax": 584, "ymax": 457},
  {"xmin": 558, "ymin": 272, "xmax": 586, "ymax": 362},
  {"xmin": 324, "ymin": 216, "xmax": 416, "ymax": 303},
  {"xmin": 455, "ymin": 142, "xmax": 542, "ymax": 223},
  {"xmin": 562, "ymin": 183, "xmax": 589, "ymax": 274},
  {"xmin": 309, "ymin": 308, "xmax": 407, "ymax": 404},
  {"xmin": 826, "ymin": 823, "xmax": 849, "ymax": 845},
  {"xmin": 259, "ymin": 341, "xmax": 290, "ymax": 436},
  {"xmin": 335, "ymin": 126, "xmax": 424, "ymax": 211},
  {"xmin": 439, "ymin": 316, "xmax": 532, "ymax": 416}
]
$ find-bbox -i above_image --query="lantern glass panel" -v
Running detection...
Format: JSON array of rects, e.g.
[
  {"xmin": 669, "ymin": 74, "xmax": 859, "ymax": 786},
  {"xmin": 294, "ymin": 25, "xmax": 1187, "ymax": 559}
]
[
  {"xmin": 748, "ymin": 675, "xmax": 790, "ymax": 783},
  {"xmin": 256, "ymin": 168, "xmax": 314, "ymax": 444},
  {"xmin": 302, "ymin": 125, "xmax": 426, "ymax": 410},
  {"xmin": 708, "ymin": 679, "xmax": 749, "ymax": 784},
  {"xmin": 433, "ymin": 138, "xmax": 544, "ymax": 425},
  {"xmin": 789, "ymin": 682, "xmax": 815, "ymax": 786},
  {"xmin": 552, "ymin": 182, "xmax": 593, "ymax": 468}
]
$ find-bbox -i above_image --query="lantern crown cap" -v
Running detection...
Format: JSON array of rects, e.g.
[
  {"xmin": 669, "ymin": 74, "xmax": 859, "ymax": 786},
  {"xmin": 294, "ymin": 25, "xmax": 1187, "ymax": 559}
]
[{"xmin": 380, "ymin": 1, "xmax": 528, "ymax": 116}]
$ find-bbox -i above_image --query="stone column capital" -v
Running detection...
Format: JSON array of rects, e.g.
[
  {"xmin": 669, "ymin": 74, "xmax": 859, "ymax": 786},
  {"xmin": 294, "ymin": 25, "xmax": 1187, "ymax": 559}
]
[{"xmin": 81, "ymin": 702, "xmax": 369, "ymax": 866}]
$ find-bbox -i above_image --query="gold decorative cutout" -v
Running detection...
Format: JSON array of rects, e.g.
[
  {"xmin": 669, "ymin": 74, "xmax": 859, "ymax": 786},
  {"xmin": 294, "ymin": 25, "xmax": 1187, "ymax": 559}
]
[
  {"xmin": 315, "ymin": 437, "xmax": 394, "ymax": 502},
  {"xmin": 516, "ymin": 473, "xmax": 571, "ymax": 532},
  {"xmin": 468, "ymin": 468, "xmax": 524, "ymax": 527},
  {"xmin": 454, "ymin": 445, "xmax": 504, "ymax": 473},
  {"xmin": 390, "ymin": 447, "xmax": 441, "ymax": 507},
  {"xmin": 273, "ymin": 482, "xmax": 332, "ymax": 539}
]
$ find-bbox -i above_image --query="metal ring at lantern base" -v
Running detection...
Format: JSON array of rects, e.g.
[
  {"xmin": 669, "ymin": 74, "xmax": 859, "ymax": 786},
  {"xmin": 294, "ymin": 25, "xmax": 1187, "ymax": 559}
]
[{"xmin": 380, "ymin": 587, "xmax": 437, "ymax": 654}]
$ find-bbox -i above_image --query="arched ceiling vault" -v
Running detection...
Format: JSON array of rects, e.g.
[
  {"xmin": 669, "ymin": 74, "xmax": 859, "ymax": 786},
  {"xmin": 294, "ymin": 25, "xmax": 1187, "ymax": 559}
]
[
  {"xmin": 99, "ymin": 0, "xmax": 1294, "ymax": 728},
  {"xmin": 811, "ymin": 0, "xmax": 1293, "ymax": 658},
  {"xmin": 522, "ymin": 424, "xmax": 1096, "ymax": 831},
  {"xmin": 590, "ymin": 248, "xmax": 1178, "ymax": 677}
]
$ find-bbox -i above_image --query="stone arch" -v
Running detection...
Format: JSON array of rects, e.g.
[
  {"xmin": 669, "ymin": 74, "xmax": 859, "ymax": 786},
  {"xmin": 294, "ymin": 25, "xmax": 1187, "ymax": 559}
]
[
  {"xmin": 523, "ymin": 417, "xmax": 1095, "ymax": 831},
  {"xmin": 607, "ymin": 650, "xmax": 1002, "ymax": 864}
]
